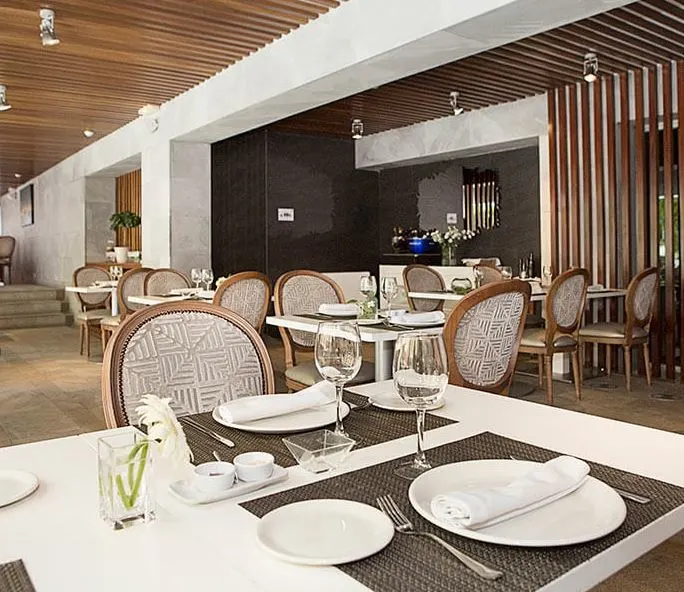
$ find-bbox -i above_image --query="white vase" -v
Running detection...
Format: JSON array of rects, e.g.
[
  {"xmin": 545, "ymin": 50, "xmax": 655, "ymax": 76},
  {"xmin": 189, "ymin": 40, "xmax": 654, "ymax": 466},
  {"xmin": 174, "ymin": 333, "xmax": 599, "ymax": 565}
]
[{"xmin": 114, "ymin": 246, "xmax": 129, "ymax": 264}]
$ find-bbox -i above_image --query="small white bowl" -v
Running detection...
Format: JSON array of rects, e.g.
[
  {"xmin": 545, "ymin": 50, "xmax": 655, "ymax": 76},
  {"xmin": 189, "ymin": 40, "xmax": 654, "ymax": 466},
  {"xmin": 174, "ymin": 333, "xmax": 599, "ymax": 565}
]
[
  {"xmin": 193, "ymin": 461, "xmax": 235, "ymax": 493},
  {"xmin": 233, "ymin": 452, "xmax": 274, "ymax": 482}
]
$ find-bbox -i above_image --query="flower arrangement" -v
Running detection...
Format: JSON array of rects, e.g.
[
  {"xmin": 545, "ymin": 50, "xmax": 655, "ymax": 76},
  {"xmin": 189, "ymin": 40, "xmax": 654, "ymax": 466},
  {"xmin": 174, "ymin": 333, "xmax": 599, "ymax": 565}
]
[
  {"xmin": 136, "ymin": 395, "xmax": 193, "ymax": 467},
  {"xmin": 430, "ymin": 226, "xmax": 477, "ymax": 247}
]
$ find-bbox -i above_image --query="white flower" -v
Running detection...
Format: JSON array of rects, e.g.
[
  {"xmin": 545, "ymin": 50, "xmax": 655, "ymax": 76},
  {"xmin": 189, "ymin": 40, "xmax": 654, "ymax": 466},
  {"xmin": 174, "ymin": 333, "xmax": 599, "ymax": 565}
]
[{"xmin": 136, "ymin": 395, "xmax": 193, "ymax": 466}]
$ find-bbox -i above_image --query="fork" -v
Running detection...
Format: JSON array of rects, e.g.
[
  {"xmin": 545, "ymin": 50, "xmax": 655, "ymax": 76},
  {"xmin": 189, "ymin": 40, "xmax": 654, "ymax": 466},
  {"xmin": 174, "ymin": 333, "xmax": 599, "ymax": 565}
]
[{"xmin": 376, "ymin": 494, "xmax": 503, "ymax": 580}]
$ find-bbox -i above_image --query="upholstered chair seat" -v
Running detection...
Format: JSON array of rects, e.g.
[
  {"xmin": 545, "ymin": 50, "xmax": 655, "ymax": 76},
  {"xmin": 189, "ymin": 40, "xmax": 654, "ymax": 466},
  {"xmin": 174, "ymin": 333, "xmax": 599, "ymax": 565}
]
[
  {"xmin": 403, "ymin": 264, "xmax": 445, "ymax": 312},
  {"xmin": 99, "ymin": 315, "xmax": 121, "ymax": 327},
  {"xmin": 520, "ymin": 329, "xmax": 577, "ymax": 348},
  {"xmin": 213, "ymin": 272, "xmax": 271, "ymax": 331},
  {"xmin": 443, "ymin": 280, "xmax": 531, "ymax": 395},
  {"xmin": 579, "ymin": 322, "xmax": 648, "ymax": 340},
  {"xmin": 284, "ymin": 360, "xmax": 376, "ymax": 388},
  {"xmin": 75, "ymin": 309, "xmax": 111, "ymax": 322}
]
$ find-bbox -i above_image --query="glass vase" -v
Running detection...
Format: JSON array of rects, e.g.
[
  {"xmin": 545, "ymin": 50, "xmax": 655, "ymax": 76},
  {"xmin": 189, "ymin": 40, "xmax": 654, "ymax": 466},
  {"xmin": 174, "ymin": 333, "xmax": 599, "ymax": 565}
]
[
  {"xmin": 358, "ymin": 297, "xmax": 377, "ymax": 320},
  {"xmin": 441, "ymin": 244, "xmax": 461, "ymax": 266},
  {"xmin": 98, "ymin": 430, "xmax": 155, "ymax": 530}
]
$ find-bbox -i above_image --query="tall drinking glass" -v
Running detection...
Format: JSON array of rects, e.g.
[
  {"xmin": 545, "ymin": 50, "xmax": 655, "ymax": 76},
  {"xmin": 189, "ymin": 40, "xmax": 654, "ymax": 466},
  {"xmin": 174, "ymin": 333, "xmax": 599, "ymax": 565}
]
[
  {"xmin": 314, "ymin": 321, "xmax": 362, "ymax": 437},
  {"xmin": 393, "ymin": 331, "xmax": 448, "ymax": 480},
  {"xmin": 191, "ymin": 268, "xmax": 202, "ymax": 289},
  {"xmin": 380, "ymin": 277, "xmax": 398, "ymax": 321}
]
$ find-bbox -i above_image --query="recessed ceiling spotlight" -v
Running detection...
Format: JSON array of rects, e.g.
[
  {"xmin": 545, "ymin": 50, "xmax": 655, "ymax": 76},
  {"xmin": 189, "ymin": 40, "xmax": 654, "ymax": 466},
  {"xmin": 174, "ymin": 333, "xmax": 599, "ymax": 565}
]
[
  {"xmin": 14, "ymin": 173, "xmax": 22, "ymax": 179},
  {"xmin": 138, "ymin": 104, "xmax": 160, "ymax": 117},
  {"xmin": 351, "ymin": 118, "xmax": 364, "ymax": 140},
  {"xmin": 583, "ymin": 52, "xmax": 598, "ymax": 83},
  {"xmin": 0, "ymin": 84, "xmax": 11, "ymax": 112},
  {"xmin": 39, "ymin": 8, "xmax": 60, "ymax": 46},
  {"xmin": 449, "ymin": 91, "xmax": 464, "ymax": 116},
  {"xmin": 83, "ymin": 129, "xmax": 95, "ymax": 138}
]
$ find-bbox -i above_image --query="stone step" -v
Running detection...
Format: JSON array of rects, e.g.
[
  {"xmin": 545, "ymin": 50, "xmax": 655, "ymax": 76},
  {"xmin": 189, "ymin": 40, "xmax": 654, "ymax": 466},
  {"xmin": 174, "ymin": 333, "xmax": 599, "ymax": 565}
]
[
  {"xmin": 0, "ymin": 285, "xmax": 64, "ymax": 303},
  {"xmin": 0, "ymin": 300, "xmax": 65, "ymax": 315},
  {"xmin": 0, "ymin": 312, "xmax": 70, "ymax": 330}
]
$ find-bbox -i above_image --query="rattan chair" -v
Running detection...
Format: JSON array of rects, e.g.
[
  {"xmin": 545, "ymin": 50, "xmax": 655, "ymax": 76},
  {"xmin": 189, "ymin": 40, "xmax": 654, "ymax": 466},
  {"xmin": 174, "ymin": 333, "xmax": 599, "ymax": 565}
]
[
  {"xmin": 100, "ymin": 267, "xmax": 152, "ymax": 351},
  {"xmin": 73, "ymin": 264, "xmax": 112, "ymax": 358},
  {"xmin": 474, "ymin": 263, "xmax": 503, "ymax": 286},
  {"xmin": 0, "ymin": 236, "xmax": 16, "ymax": 284},
  {"xmin": 579, "ymin": 267, "xmax": 658, "ymax": 391},
  {"xmin": 519, "ymin": 267, "xmax": 590, "ymax": 404},
  {"xmin": 101, "ymin": 301, "xmax": 275, "ymax": 428},
  {"xmin": 443, "ymin": 280, "xmax": 531, "ymax": 395},
  {"xmin": 212, "ymin": 271, "xmax": 271, "ymax": 332},
  {"xmin": 403, "ymin": 264, "xmax": 446, "ymax": 312},
  {"xmin": 274, "ymin": 269, "xmax": 375, "ymax": 391},
  {"xmin": 143, "ymin": 268, "xmax": 191, "ymax": 295}
]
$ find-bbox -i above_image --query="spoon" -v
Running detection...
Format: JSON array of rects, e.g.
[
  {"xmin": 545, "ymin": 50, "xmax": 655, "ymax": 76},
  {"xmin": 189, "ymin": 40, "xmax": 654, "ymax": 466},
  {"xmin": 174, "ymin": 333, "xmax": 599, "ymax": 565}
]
[{"xmin": 212, "ymin": 450, "xmax": 222, "ymax": 462}]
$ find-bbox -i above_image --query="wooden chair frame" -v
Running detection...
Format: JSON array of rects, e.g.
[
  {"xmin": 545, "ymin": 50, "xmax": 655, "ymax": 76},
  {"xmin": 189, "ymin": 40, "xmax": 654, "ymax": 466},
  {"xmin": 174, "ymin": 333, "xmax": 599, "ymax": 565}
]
[
  {"xmin": 212, "ymin": 271, "xmax": 272, "ymax": 332},
  {"xmin": 403, "ymin": 264, "xmax": 446, "ymax": 312},
  {"xmin": 102, "ymin": 301, "xmax": 275, "ymax": 428},
  {"xmin": 73, "ymin": 264, "xmax": 112, "ymax": 358},
  {"xmin": 579, "ymin": 267, "xmax": 658, "ymax": 390},
  {"xmin": 0, "ymin": 236, "xmax": 16, "ymax": 284},
  {"xmin": 143, "ymin": 268, "xmax": 191, "ymax": 295},
  {"xmin": 474, "ymin": 263, "xmax": 504, "ymax": 285},
  {"xmin": 519, "ymin": 267, "xmax": 590, "ymax": 404},
  {"xmin": 274, "ymin": 269, "xmax": 345, "ymax": 391},
  {"xmin": 443, "ymin": 279, "xmax": 531, "ymax": 395}
]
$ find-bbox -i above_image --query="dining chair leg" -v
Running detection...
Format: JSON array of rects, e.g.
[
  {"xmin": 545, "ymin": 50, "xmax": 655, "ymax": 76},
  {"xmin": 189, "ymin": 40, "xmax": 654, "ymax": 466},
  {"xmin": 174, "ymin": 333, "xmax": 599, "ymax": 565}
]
[
  {"xmin": 571, "ymin": 350, "xmax": 582, "ymax": 400},
  {"xmin": 78, "ymin": 323, "xmax": 84, "ymax": 356},
  {"xmin": 85, "ymin": 323, "xmax": 91, "ymax": 358},
  {"xmin": 643, "ymin": 343, "xmax": 652, "ymax": 386},
  {"xmin": 544, "ymin": 354, "xmax": 554, "ymax": 405},
  {"xmin": 606, "ymin": 345, "xmax": 612, "ymax": 376},
  {"xmin": 100, "ymin": 326, "xmax": 108, "ymax": 353},
  {"xmin": 624, "ymin": 346, "xmax": 632, "ymax": 391},
  {"xmin": 537, "ymin": 355, "xmax": 544, "ymax": 387}
]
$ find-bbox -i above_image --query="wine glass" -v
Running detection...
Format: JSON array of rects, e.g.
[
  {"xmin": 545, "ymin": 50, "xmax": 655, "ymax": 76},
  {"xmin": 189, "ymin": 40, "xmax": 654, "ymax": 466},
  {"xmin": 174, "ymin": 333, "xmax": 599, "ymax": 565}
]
[
  {"xmin": 201, "ymin": 268, "xmax": 214, "ymax": 291},
  {"xmin": 500, "ymin": 266, "xmax": 513, "ymax": 280},
  {"xmin": 542, "ymin": 265, "xmax": 553, "ymax": 287},
  {"xmin": 191, "ymin": 268, "xmax": 202, "ymax": 289},
  {"xmin": 473, "ymin": 267, "xmax": 484, "ymax": 288},
  {"xmin": 359, "ymin": 275, "xmax": 377, "ymax": 300},
  {"xmin": 314, "ymin": 321, "xmax": 362, "ymax": 437},
  {"xmin": 380, "ymin": 277, "xmax": 398, "ymax": 321},
  {"xmin": 393, "ymin": 331, "xmax": 448, "ymax": 480}
]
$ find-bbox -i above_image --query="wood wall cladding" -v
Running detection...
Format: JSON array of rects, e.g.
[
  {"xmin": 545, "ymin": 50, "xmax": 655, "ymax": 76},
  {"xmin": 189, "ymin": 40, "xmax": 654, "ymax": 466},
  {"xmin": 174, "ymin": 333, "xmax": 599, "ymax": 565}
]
[
  {"xmin": 115, "ymin": 169, "xmax": 141, "ymax": 251},
  {"xmin": 548, "ymin": 61, "xmax": 683, "ymax": 381}
]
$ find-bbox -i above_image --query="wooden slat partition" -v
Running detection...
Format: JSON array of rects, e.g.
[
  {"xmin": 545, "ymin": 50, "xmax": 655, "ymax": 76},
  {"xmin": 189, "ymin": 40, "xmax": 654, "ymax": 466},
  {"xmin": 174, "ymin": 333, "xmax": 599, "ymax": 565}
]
[
  {"xmin": 115, "ymin": 169, "xmax": 142, "ymax": 252},
  {"xmin": 547, "ymin": 59, "xmax": 683, "ymax": 381}
]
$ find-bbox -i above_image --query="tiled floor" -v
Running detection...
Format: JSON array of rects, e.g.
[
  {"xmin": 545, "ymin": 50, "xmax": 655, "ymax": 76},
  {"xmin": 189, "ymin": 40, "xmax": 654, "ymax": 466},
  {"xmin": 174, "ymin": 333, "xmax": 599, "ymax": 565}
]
[{"xmin": 0, "ymin": 325, "xmax": 683, "ymax": 589}]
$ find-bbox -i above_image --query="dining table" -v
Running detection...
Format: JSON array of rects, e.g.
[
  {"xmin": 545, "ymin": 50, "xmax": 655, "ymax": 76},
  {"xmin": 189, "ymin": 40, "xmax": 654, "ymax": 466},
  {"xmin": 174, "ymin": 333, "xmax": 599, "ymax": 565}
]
[
  {"xmin": 128, "ymin": 292, "xmax": 215, "ymax": 307},
  {"xmin": 2, "ymin": 381, "xmax": 684, "ymax": 591},
  {"xmin": 407, "ymin": 287, "xmax": 627, "ymax": 303},
  {"xmin": 65, "ymin": 284, "xmax": 119, "ymax": 315}
]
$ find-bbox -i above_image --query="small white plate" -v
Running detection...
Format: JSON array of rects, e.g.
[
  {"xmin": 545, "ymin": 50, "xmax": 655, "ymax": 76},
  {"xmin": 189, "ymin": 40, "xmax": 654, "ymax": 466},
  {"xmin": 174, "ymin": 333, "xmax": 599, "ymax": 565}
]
[
  {"xmin": 0, "ymin": 470, "xmax": 39, "ymax": 507},
  {"xmin": 169, "ymin": 465, "xmax": 288, "ymax": 505},
  {"xmin": 371, "ymin": 390, "xmax": 445, "ymax": 412},
  {"xmin": 212, "ymin": 401, "xmax": 350, "ymax": 434},
  {"xmin": 409, "ymin": 459, "xmax": 626, "ymax": 547},
  {"xmin": 257, "ymin": 499, "xmax": 394, "ymax": 565}
]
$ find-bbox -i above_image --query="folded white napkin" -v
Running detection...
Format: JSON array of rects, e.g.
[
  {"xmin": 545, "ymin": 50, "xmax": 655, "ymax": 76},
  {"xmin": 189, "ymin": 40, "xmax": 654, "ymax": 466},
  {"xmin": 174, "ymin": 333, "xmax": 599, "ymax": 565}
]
[
  {"xmin": 318, "ymin": 303, "xmax": 359, "ymax": 316},
  {"xmin": 588, "ymin": 284, "xmax": 605, "ymax": 292},
  {"xmin": 390, "ymin": 310, "xmax": 445, "ymax": 325},
  {"xmin": 431, "ymin": 456, "xmax": 590, "ymax": 529},
  {"xmin": 217, "ymin": 381, "xmax": 336, "ymax": 424}
]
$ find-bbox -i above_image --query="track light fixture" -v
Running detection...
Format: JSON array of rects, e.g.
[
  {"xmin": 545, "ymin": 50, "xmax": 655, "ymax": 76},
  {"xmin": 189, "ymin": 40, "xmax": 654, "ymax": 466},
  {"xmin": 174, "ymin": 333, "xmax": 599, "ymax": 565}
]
[
  {"xmin": 449, "ymin": 91, "xmax": 464, "ymax": 116},
  {"xmin": 0, "ymin": 85, "xmax": 11, "ymax": 112},
  {"xmin": 40, "ymin": 9, "xmax": 60, "ymax": 46},
  {"xmin": 351, "ymin": 118, "xmax": 364, "ymax": 140},
  {"xmin": 83, "ymin": 129, "xmax": 95, "ymax": 138},
  {"xmin": 583, "ymin": 52, "xmax": 598, "ymax": 83}
]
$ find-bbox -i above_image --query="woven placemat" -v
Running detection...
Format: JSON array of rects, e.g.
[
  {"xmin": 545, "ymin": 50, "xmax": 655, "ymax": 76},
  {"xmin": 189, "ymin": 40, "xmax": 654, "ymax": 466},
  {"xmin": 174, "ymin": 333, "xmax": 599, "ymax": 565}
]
[
  {"xmin": 241, "ymin": 431, "xmax": 684, "ymax": 592},
  {"xmin": 300, "ymin": 313, "xmax": 357, "ymax": 321},
  {"xmin": 0, "ymin": 560, "xmax": 36, "ymax": 592},
  {"xmin": 181, "ymin": 392, "xmax": 455, "ymax": 466}
]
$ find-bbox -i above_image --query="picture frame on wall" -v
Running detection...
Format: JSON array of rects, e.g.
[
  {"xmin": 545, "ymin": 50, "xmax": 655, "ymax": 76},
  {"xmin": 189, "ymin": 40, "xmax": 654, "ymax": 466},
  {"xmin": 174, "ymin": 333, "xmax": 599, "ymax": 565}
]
[{"xmin": 19, "ymin": 184, "xmax": 34, "ymax": 227}]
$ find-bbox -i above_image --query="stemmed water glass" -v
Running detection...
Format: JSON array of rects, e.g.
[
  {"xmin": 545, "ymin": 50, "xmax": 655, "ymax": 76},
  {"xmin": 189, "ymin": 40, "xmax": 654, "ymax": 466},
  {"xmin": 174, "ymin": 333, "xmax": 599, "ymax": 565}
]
[
  {"xmin": 314, "ymin": 321, "xmax": 362, "ymax": 437},
  {"xmin": 191, "ymin": 268, "xmax": 202, "ymax": 290},
  {"xmin": 393, "ymin": 331, "xmax": 448, "ymax": 480},
  {"xmin": 380, "ymin": 277, "xmax": 398, "ymax": 321},
  {"xmin": 542, "ymin": 265, "xmax": 553, "ymax": 287},
  {"xmin": 500, "ymin": 266, "xmax": 513, "ymax": 280},
  {"xmin": 359, "ymin": 275, "xmax": 377, "ymax": 300},
  {"xmin": 201, "ymin": 268, "xmax": 214, "ymax": 291}
]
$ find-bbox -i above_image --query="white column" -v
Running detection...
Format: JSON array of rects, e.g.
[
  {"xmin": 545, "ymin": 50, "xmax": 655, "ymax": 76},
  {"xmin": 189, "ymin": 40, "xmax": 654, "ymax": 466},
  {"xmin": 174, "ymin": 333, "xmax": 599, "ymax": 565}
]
[{"xmin": 141, "ymin": 142, "xmax": 172, "ymax": 268}]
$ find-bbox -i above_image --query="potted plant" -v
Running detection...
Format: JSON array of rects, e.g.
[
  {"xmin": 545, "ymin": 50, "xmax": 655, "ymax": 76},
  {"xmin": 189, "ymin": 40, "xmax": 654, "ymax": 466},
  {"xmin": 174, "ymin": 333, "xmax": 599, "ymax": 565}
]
[{"xmin": 109, "ymin": 211, "xmax": 141, "ymax": 263}]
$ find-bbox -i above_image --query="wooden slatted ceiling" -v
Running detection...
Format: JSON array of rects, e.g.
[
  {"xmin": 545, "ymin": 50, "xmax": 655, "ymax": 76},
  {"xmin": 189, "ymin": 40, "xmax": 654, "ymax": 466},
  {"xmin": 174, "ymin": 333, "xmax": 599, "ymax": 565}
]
[
  {"xmin": 0, "ymin": 0, "xmax": 339, "ymax": 193},
  {"xmin": 275, "ymin": 0, "xmax": 684, "ymax": 137}
]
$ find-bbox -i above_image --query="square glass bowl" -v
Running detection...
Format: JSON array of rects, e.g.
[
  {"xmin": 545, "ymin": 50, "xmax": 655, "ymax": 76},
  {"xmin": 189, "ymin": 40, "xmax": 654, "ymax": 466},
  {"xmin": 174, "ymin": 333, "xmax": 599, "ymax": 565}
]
[{"xmin": 282, "ymin": 430, "xmax": 356, "ymax": 473}]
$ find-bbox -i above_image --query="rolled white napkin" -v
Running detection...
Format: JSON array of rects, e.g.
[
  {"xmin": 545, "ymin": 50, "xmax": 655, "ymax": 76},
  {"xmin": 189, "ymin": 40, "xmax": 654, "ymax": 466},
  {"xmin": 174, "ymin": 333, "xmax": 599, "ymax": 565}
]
[
  {"xmin": 431, "ymin": 456, "xmax": 590, "ymax": 529},
  {"xmin": 217, "ymin": 381, "xmax": 336, "ymax": 424},
  {"xmin": 318, "ymin": 303, "xmax": 359, "ymax": 316},
  {"xmin": 390, "ymin": 310, "xmax": 445, "ymax": 325},
  {"xmin": 588, "ymin": 284, "xmax": 605, "ymax": 292}
]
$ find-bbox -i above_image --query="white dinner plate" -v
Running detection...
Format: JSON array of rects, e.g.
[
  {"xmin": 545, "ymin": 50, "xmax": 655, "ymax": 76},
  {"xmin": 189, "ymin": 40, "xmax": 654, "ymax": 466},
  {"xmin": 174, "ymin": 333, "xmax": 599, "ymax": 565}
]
[
  {"xmin": 0, "ymin": 470, "xmax": 39, "ymax": 507},
  {"xmin": 409, "ymin": 459, "xmax": 626, "ymax": 547},
  {"xmin": 257, "ymin": 499, "xmax": 394, "ymax": 565},
  {"xmin": 211, "ymin": 401, "xmax": 350, "ymax": 434},
  {"xmin": 371, "ymin": 390, "xmax": 445, "ymax": 412},
  {"xmin": 395, "ymin": 317, "xmax": 445, "ymax": 328}
]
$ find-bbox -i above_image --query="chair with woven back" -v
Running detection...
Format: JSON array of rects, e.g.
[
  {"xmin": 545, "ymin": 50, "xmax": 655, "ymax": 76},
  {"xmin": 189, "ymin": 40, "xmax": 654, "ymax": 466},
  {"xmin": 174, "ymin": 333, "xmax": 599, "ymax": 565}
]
[
  {"xmin": 274, "ymin": 269, "xmax": 375, "ymax": 391},
  {"xmin": 212, "ymin": 271, "xmax": 271, "ymax": 332},
  {"xmin": 101, "ymin": 301, "xmax": 275, "ymax": 428},
  {"xmin": 579, "ymin": 267, "xmax": 658, "ymax": 391},
  {"xmin": 100, "ymin": 267, "xmax": 153, "ymax": 351},
  {"xmin": 73, "ymin": 264, "xmax": 112, "ymax": 358},
  {"xmin": 403, "ymin": 264, "xmax": 446, "ymax": 312},
  {"xmin": 443, "ymin": 280, "xmax": 531, "ymax": 395},
  {"xmin": 143, "ymin": 268, "xmax": 191, "ymax": 295},
  {"xmin": 518, "ymin": 267, "xmax": 590, "ymax": 404},
  {"xmin": 474, "ymin": 262, "xmax": 503, "ymax": 286},
  {"xmin": 0, "ymin": 236, "xmax": 16, "ymax": 284}
]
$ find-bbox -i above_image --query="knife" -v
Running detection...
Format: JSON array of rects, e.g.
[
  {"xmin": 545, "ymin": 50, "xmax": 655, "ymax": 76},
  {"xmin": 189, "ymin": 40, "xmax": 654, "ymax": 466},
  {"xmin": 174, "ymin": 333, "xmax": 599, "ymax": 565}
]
[{"xmin": 180, "ymin": 417, "xmax": 235, "ymax": 448}]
